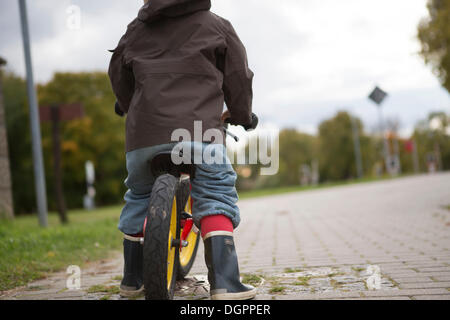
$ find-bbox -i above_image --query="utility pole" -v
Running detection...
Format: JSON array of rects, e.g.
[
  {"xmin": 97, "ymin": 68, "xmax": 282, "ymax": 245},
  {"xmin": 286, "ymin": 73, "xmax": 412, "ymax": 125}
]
[{"xmin": 18, "ymin": 0, "xmax": 48, "ymax": 227}]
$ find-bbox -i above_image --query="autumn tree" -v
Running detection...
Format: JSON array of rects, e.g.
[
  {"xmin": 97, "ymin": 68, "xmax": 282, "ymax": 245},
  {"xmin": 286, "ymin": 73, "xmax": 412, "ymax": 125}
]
[
  {"xmin": 38, "ymin": 72, "xmax": 127, "ymax": 210},
  {"xmin": 3, "ymin": 71, "xmax": 127, "ymax": 213},
  {"xmin": 418, "ymin": 0, "xmax": 450, "ymax": 92}
]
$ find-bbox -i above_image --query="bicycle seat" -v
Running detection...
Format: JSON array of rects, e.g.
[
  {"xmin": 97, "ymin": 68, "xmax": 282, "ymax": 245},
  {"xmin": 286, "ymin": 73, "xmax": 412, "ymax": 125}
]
[{"xmin": 150, "ymin": 150, "xmax": 196, "ymax": 178}]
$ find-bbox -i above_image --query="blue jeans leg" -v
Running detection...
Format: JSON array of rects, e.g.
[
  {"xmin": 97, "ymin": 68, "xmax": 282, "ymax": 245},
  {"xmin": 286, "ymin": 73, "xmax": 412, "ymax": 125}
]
[
  {"xmin": 190, "ymin": 143, "xmax": 240, "ymax": 229},
  {"xmin": 118, "ymin": 142, "xmax": 241, "ymax": 234},
  {"xmin": 118, "ymin": 144, "xmax": 176, "ymax": 235}
]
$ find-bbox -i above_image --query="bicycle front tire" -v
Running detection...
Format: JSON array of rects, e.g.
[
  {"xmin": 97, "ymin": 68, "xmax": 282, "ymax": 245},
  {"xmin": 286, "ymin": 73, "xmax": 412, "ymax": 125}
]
[{"xmin": 143, "ymin": 174, "xmax": 179, "ymax": 300}]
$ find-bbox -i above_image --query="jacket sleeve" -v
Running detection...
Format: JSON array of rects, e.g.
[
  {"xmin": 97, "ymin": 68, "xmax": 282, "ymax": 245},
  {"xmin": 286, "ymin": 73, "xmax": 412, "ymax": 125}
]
[
  {"xmin": 108, "ymin": 42, "xmax": 135, "ymax": 114},
  {"xmin": 220, "ymin": 20, "xmax": 254, "ymax": 127}
]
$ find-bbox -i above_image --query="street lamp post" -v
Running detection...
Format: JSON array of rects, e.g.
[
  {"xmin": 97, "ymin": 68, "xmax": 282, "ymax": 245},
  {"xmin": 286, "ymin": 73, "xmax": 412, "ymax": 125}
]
[{"xmin": 18, "ymin": 0, "xmax": 48, "ymax": 227}]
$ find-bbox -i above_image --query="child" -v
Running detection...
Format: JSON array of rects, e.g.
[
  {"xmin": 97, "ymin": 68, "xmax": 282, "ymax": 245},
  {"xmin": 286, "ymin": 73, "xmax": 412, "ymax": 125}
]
[{"xmin": 109, "ymin": 0, "xmax": 255, "ymax": 300}]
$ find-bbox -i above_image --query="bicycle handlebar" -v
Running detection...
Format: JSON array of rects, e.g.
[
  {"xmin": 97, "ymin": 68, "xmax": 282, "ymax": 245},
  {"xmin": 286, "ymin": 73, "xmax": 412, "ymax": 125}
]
[
  {"xmin": 224, "ymin": 113, "xmax": 259, "ymax": 131},
  {"xmin": 224, "ymin": 113, "xmax": 259, "ymax": 143}
]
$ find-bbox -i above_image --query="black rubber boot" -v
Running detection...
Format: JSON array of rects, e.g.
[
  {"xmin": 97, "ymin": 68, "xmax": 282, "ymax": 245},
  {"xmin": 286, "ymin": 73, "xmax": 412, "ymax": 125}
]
[
  {"xmin": 204, "ymin": 233, "xmax": 257, "ymax": 300},
  {"xmin": 120, "ymin": 238, "xmax": 144, "ymax": 298}
]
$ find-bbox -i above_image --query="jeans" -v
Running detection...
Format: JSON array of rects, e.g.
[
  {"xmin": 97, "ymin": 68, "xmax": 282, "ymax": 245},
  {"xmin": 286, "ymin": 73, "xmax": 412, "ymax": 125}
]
[{"xmin": 118, "ymin": 142, "xmax": 240, "ymax": 235}]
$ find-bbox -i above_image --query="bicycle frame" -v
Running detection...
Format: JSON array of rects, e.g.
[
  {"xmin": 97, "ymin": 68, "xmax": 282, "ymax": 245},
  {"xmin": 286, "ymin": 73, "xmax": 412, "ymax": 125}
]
[{"xmin": 179, "ymin": 177, "xmax": 198, "ymax": 250}]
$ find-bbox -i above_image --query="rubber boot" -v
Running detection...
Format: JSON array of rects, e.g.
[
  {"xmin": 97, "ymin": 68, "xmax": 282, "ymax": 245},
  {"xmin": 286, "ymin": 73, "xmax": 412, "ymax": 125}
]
[
  {"xmin": 120, "ymin": 237, "xmax": 144, "ymax": 298},
  {"xmin": 204, "ymin": 233, "xmax": 257, "ymax": 300}
]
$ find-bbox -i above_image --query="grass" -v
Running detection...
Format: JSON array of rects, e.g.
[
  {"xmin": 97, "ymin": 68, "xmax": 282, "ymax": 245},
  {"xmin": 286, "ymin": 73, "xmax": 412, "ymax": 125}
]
[
  {"xmin": 328, "ymin": 272, "xmax": 345, "ymax": 277},
  {"xmin": 0, "ymin": 206, "xmax": 123, "ymax": 292},
  {"xmin": 238, "ymin": 174, "xmax": 405, "ymax": 200},
  {"xmin": 352, "ymin": 266, "xmax": 366, "ymax": 273},
  {"xmin": 87, "ymin": 284, "xmax": 120, "ymax": 295},
  {"xmin": 241, "ymin": 273, "xmax": 263, "ymax": 286},
  {"xmin": 269, "ymin": 286, "xmax": 286, "ymax": 294},
  {"xmin": 329, "ymin": 279, "xmax": 345, "ymax": 289},
  {"xmin": 283, "ymin": 267, "xmax": 303, "ymax": 273},
  {"xmin": 293, "ymin": 276, "xmax": 310, "ymax": 287}
]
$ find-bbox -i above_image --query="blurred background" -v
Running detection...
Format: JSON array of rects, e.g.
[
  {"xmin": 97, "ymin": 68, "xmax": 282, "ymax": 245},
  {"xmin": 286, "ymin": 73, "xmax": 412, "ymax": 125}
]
[{"xmin": 0, "ymin": 0, "xmax": 449, "ymax": 216}]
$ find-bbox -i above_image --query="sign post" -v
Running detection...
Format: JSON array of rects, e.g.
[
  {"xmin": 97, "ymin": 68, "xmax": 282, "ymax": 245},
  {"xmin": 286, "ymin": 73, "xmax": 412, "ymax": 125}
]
[
  {"xmin": 368, "ymin": 86, "xmax": 393, "ymax": 175},
  {"xmin": 40, "ymin": 103, "xmax": 84, "ymax": 224},
  {"xmin": 84, "ymin": 160, "xmax": 96, "ymax": 210}
]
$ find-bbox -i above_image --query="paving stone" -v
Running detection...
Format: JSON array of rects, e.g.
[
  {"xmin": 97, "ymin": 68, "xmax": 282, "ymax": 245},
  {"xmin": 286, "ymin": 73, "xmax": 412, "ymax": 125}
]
[
  {"xmin": 432, "ymin": 275, "xmax": 450, "ymax": 282},
  {"xmin": 363, "ymin": 288, "xmax": 449, "ymax": 297},
  {"xmin": 264, "ymin": 291, "xmax": 365, "ymax": 300},
  {"xmin": 392, "ymin": 277, "xmax": 435, "ymax": 284},
  {"xmin": 340, "ymin": 296, "xmax": 412, "ymax": 300},
  {"xmin": 399, "ymin": 281, "xmax": 450, "ymax": 289},
  {"xmin": 412, "ymin": 295, "xmax": 450, "ymax": 300},
  {"xmin": 416, "ymin": 266, "xmax": 450, "ymax": 272}
]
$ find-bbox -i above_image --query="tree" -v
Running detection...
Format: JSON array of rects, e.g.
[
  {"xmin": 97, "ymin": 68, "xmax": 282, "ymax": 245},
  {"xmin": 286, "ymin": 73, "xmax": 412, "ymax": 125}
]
[
  {"xmin": 2, "ymin": 72, "xmax": 35, "ymax": 213},
  {"xmin": 3, "ymin": 71, "xmax": 127, "ymax": 214},
  {"xmin": 276, "ymin": 129, "xmax": 317, "ymax": 186},
  {"xmin": 418, "ymin": 0, "xmax": 450, "ymax": 93},
  {"xmin": 318, "ymin": 111, "xmax": 376, "ymax": 181},
  {"xmin": 413, "ymin": 111, "xmax": 450, "ymax": 171},
  {"xmin": 38, "ymin": 72, "xmax": 127, "ymax": 210},
  {"xmin": 233, "ymin": 128, "xmax": 318, "ymax": 189}
]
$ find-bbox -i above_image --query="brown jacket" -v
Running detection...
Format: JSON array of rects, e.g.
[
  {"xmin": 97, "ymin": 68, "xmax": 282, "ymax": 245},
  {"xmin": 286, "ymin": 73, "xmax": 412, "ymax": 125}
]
[{"xmin": 109, "ymin": 0, "xmax": 253, "ymax": 152}]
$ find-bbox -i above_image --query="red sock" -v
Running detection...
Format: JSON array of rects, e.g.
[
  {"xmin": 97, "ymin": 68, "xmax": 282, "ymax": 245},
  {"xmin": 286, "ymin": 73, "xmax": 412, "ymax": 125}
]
[{"xmin": 200, "ymin": 215, "xmax": 234, "ymax": 238}]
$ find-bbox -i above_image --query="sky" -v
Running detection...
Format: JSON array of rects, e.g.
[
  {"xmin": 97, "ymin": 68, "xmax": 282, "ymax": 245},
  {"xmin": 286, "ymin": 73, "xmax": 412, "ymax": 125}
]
[{"xmin": 0, "ymin": 0, "xmax": 449, "ymax": 137}]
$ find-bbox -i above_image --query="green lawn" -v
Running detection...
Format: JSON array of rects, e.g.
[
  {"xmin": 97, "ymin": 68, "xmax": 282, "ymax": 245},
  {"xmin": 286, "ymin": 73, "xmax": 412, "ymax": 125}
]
[{"xmin": 0, "ymin": 206, "xmax": 123, "ymax": 292}]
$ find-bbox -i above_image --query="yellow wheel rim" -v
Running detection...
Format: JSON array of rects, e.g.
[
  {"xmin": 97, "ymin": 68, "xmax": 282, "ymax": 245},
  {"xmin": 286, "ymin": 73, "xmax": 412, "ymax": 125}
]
[
  {"xmin": 179, "ymin": 196, "xmax": 198, "ymax": 267},
  {"xmin": 167, "ymin": 197, "xmax": 177, "ymax": 291}
]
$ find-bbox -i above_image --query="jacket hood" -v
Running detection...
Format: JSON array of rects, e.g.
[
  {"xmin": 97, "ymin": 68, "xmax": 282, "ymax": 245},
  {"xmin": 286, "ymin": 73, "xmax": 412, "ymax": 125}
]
[{"xmin": 138, "ymin": 0, "xmax": 211, "ymax": 23}]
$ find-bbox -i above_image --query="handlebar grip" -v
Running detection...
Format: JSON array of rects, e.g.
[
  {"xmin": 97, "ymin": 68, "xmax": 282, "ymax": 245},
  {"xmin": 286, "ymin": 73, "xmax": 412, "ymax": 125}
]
[
  {"xmin": 115, "ymin": 101, "xmax": 125, "ymax": 117},
  {"xmin": 224, "ymin": 113, "xmax": 259, "ymax": 131},
  {"xmin": 243, "ymin": 113, "xmax": 258, "ymax": 131}
]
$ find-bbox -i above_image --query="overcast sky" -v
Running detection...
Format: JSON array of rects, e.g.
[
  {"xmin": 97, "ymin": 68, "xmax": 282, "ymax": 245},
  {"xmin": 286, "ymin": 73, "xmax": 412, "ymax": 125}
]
[{"xmin": 1, "ymin": 0, "xmax": 449, "ymax": 137}]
